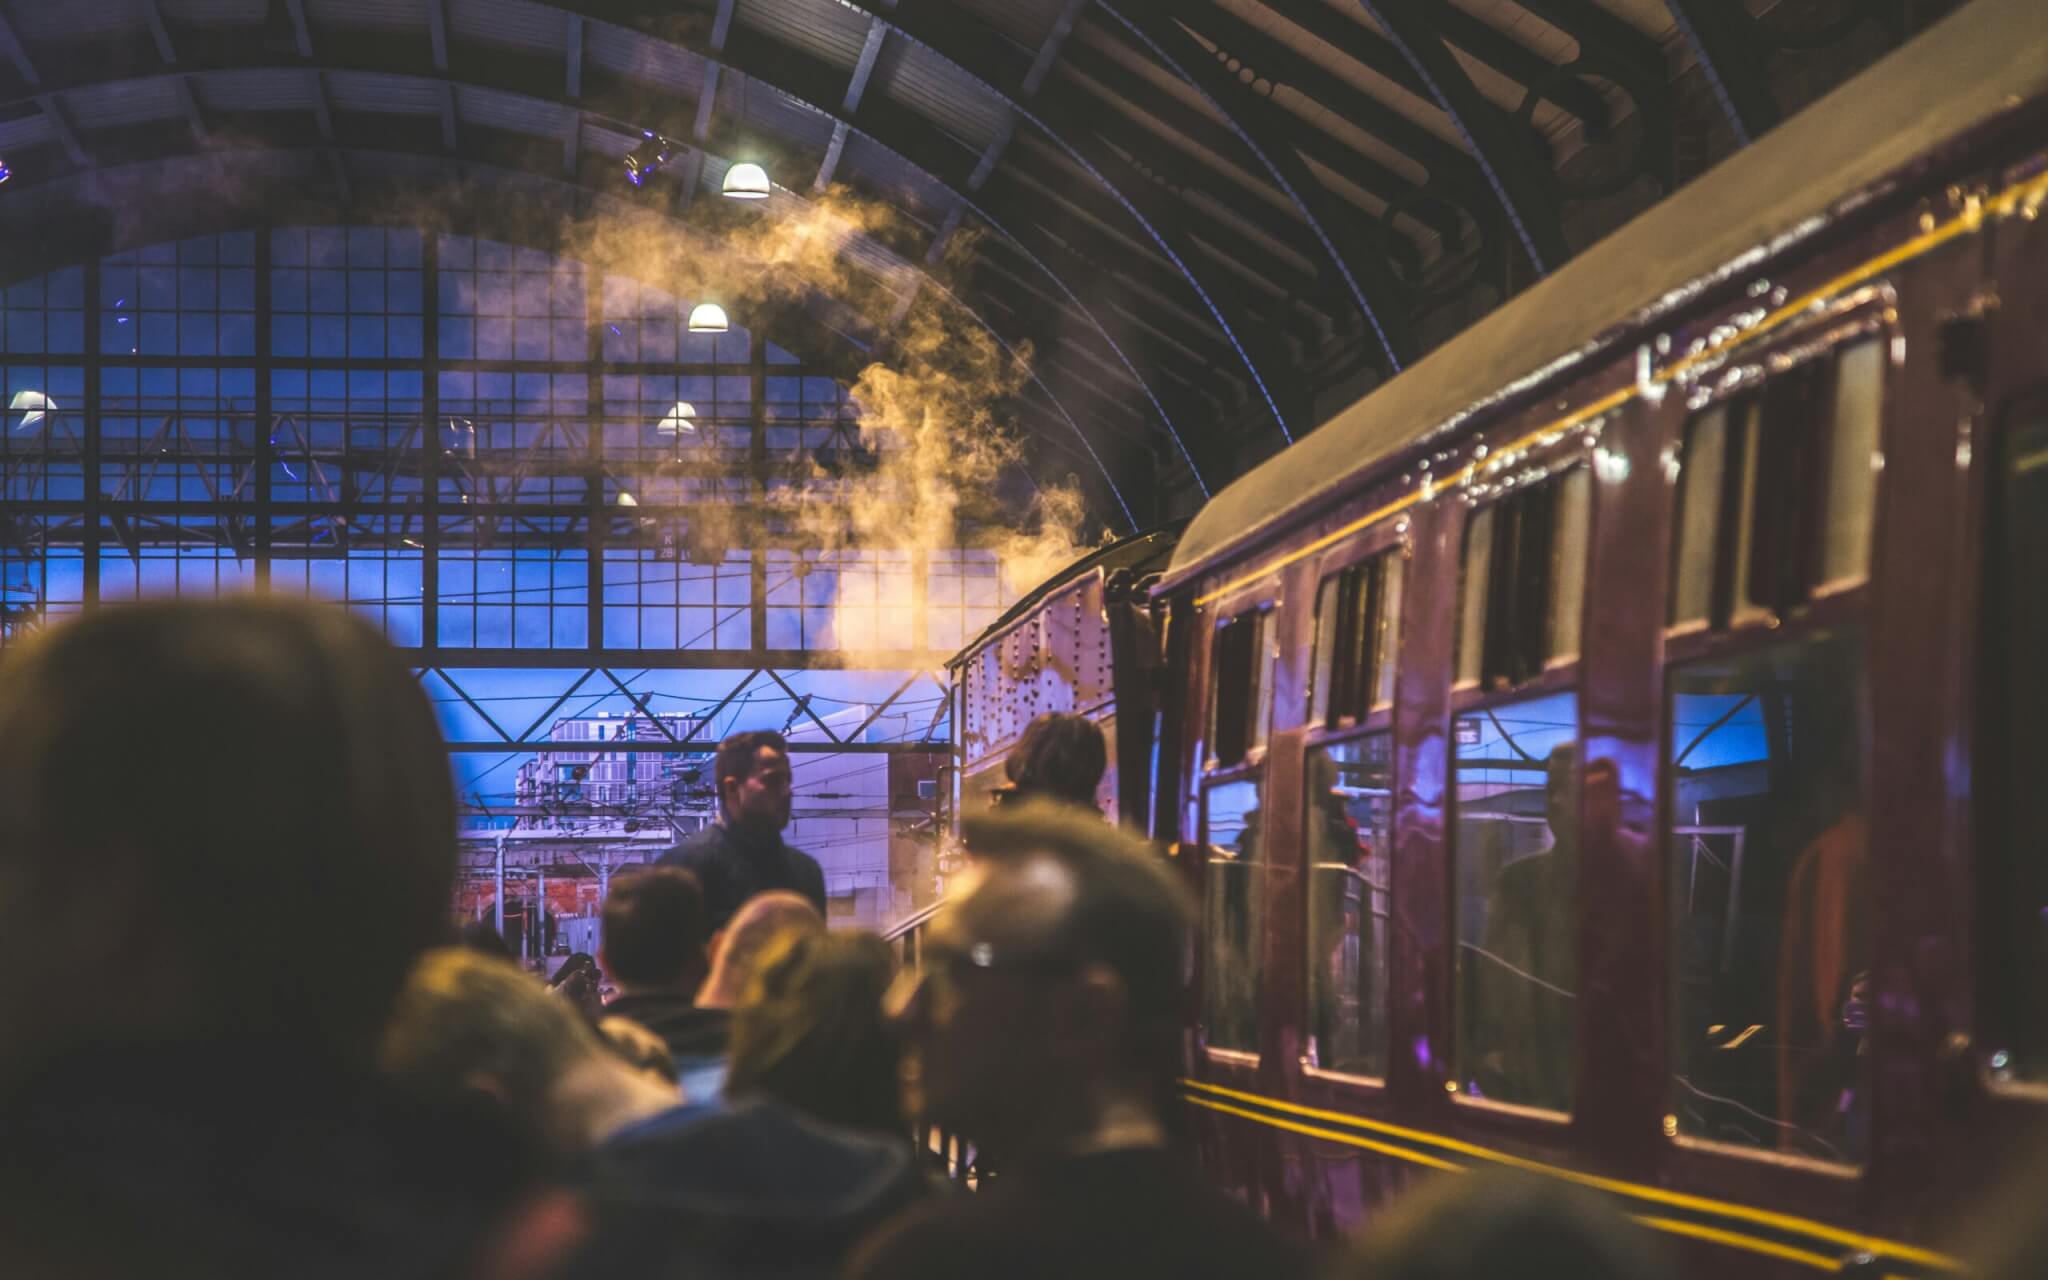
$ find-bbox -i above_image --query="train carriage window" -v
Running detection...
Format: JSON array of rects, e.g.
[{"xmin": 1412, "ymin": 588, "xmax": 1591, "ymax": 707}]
[
  {"xmin": 1449, "ymin": 692, "xmax": 1572, "ymax": 1105},
  {"xmin": 1984, "ymin": 407, "xmax": 2048, "ymax": 1084},
  {"xmin": 1310, "ymin": 551, "xmax": 1404, "ymax": 728},
  {"xmin": 1307, "ymin": 733, "xmax": 1394, "ymax": 1078},
  {"xmin": 1455, "ymin": 466, "xmax": 1591, "ymax": 690},
  {"xmin": 1452, "ymin": 692, "xmax": 1580, "ymax": 1112},
  {"xmin": 1821, "ymin": 341, "xmax": 1885, "ymax": 589},
  {"xmin": 1200, "ymin": 603, "xmax": 1276, "ymax": 1056},
  {"xmin": 1208, "ymin": 609, "xmax": 1273, "ymax": 768},
  {"xmin": 1201, "ymin": 776, "xmax": 1266, "ymax": 1053},
  {"xmin": 1669, "ymin": 406, "xmax": 1729, "ymax": 629},
  {"xmin": 1666, "ymin": 629, "xmax": 1869, "ymax": 1163},
  {"xmin": 1669, "ymin": 338, "xmax": 1886, "ymax": 629}
]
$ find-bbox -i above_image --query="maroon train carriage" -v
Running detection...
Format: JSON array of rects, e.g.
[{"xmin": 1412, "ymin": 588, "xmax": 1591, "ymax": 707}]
[{"xmin": 1147, "ymin": 0, "xmax": 2048, "ymax": 1273}]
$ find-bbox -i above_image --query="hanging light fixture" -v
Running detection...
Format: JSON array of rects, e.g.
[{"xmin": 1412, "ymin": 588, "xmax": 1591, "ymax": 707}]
[
  {"xmin": 721, "ymin": 161, "xmax": 771, "ymax": 200},
  {"xmin": 616, "ymin": 491, "xmax": 639, "ymax": 507},
  {"xmin": 9, "ymin": 389, "xmax": 54, "ymax": 430},
  {"xmin": 624, "ymin": 132, "xmax": 677, "ymax": 188},
  {"xmin": 688, "ymin": 303, "xmax": 729, "ymax": 334},
  {"xmin": 658, "ymin": 401, "xmax": 698, "ymax": 433}
]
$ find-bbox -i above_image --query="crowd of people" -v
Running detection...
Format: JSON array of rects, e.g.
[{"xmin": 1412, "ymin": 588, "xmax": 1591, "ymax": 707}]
[{"xmin": 0, "ymin": 599, "xmax": 2030, "ymax": 1278}]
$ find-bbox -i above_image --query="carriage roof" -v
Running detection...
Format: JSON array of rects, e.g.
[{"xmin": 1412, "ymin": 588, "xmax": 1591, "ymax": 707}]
[{"xmin": 1163, "ymin": 0, "xmax": 2048, "ymax": 590}]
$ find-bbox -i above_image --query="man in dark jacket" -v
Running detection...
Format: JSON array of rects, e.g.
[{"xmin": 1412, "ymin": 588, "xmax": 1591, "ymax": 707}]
[
  {"xmin": 659, "ymin": 730, "xmax": 826, "ymax": 926},
  {"xmin": 599, "ymin": 866, "xmax": 735, "ymax": 1100},
  {"xmin": 847, "ymin": 803, "xmax": 1306, "ymax": 1280}
]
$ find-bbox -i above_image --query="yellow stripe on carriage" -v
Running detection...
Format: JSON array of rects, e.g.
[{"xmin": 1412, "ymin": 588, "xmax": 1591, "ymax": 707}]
[{"xmin": 1179, "ymin": 1077, "xmax": 1961, "ymax": 1272}]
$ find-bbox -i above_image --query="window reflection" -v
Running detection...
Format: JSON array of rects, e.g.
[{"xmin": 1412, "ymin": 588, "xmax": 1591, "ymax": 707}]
[
  {"xmin": 1667, "ymin": 630, "xmax": 1868, "ymax": 1162},
  {"xmin": 1453, "ymin": 691, "xmax": 1578, "ymax": 1111},
  {"xmin": 1307, "ymin": 734, "xmax": 1393, "ymax": 1077},
  {"xmin": 1201, "ymin": 777, "xmax": 1264, "ymax": 1053}
]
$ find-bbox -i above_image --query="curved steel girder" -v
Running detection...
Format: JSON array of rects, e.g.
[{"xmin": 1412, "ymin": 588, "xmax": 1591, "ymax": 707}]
[
  {"xmin": 1660, "ymin": 1, "xmax": 1779, "ymax": 145},
  {"xmin": 984, "ymin": 153, "xmax": 1310, "ymax": 368},
  {"xmin": 984, "ymin": 153, "xmax": 1323, "ymax": 358},
  {"xmin": 0, "ymin": 135, "xmax": 1139, "ymax": 531},
  {"xmin": 801, "ymin": 1, "xmax": 1306, "ymax": 443},
  {"xmin": 960, "ymin": 249, "xmax": 1239, "ymax": 486},
  {"xmin": 1044, "ymin": 32, "xmax": 1468, "ymax": 264},
  {"xmin": 1101, "ymin": 0, "xmax": 1416, "ymax": 375},
  {"xmin": 1274, "ymin": 0, "xmax": 1612, "ymax": 137},
  {"xmin": 1352, "ymin": 0, "xmax": 1571, "ymax": 277}
]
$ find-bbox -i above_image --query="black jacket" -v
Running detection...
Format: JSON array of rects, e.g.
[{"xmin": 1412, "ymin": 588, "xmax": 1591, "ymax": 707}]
[
  {"xmin": 657, "ymin": 821, "xmax": 826, "ymax": 927},
  {"xmin": 602, "ymin": 994, "xmax": 730, "ymax": 1061},
  {"xmin": 846, "ymin": 1146, "xmax": 1307, "ymax": 1280},
  {"xmin": 566, "ymin": 1099, "xmax": 926, "ymax": 1280},
  {"xmin": 0, "ymin": 1042, "xmax": 529, "ymax": 1280}
]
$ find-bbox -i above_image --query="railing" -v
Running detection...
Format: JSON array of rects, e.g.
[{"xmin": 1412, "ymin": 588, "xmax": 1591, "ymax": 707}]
[
  {"xmin": 880, "ymin": 897, "xmax": 980, "ymax": 1184},
  {"xmin": 882, "ymin": 898, "xmax": 946, "ymax": 970}
]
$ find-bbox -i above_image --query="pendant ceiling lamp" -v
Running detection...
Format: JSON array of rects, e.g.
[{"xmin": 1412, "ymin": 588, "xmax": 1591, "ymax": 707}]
[
  {"xmin": 688, "ymin": 303, "xmax": 730, "ymax": 334},
  {"xmin": 10, "ymin": 388, "xmax": 54, "ymax": 430},
  {"xmin": 659, "ymin": 401, "xmax": 698, "ymax": 433},
  {"xmin": 722, "ymin": 162, "xmax": 772, "ymax": 199}
]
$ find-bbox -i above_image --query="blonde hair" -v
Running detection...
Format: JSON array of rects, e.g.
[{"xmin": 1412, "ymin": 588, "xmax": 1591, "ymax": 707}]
[
  {"xmin": 380, "ymin": 948, "xmax": 604, "ymax": 1119},
  {"xmin": 726, "ymin": 930, "xmax": 901, "ymax": 1135}
]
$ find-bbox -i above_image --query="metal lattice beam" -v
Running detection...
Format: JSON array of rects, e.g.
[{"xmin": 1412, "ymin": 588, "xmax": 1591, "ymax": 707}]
[
  {"xmin": 1661, "ymin": 1, "xmax": 1779, "ymax": 145},
  {"xmin": 1351, "ymin": 0, "xmax": 1570, "ymax": 276},
  {"xmin": 1102, "ymin": 0, "xmax": 1417, "ymax": 373},
  {"xmin": 853, "ymin": 0, "xmax": 1310, "ymax": 439}
]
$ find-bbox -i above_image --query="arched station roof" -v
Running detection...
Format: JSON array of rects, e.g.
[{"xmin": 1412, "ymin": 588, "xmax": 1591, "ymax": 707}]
[{"xmin": 0, "ymin": 0, "xmax": 1959, "ymax": 525}]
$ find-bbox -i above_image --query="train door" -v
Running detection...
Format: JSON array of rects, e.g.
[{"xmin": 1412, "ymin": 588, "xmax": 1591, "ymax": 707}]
[
  {"xmin": 1942, "ymin": 169, "xmax": 2048, "ymax": 1226},
  {"xmin": 1184, "ymin": 580, "xmax": 1284, "ymax": 1213},
  {"xmin": 1650, "ymin": 275, "xmax": 1915, "ymax": 1261}
]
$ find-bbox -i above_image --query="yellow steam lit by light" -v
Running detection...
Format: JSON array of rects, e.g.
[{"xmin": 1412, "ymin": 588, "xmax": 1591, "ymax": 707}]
[
  {"xmin": 721, "ymin": 162, "xmax": 772, "ymax": 200},
  {"xmin": 688, "ymin": 303, "xmax": 730, "ymax": 334}
]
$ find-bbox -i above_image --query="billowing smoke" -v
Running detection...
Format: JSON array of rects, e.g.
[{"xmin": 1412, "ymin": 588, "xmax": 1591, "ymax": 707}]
[
  {"xmin": 285, "ymin": 161, "xmax": 1104, "ymax": 656},
  {"xmin": 557, "ymin": 179, "xmax": 1104, "ymax": 653}
]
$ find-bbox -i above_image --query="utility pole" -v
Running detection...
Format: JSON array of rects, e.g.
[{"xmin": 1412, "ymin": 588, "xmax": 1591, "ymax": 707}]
[{"xmin": 493, "ymin": 831, "xmax": 507, "ymax": 938}]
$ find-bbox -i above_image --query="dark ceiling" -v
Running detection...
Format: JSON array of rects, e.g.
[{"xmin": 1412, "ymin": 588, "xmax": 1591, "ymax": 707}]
[{"xmin": 0, "ymin": 0, "xmax": 1965, "ymax": 530}]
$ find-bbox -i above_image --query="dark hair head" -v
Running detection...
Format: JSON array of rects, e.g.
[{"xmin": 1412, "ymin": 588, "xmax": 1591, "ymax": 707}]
[
  {"xmin": 0, "ymin": 599, "xmax": 455, "ymax": 1083},
  {"xmin": 716, "ymin": 730, "xmax": 789, "ymax": 795},
  {"xmin": 458, "ymin": 919, "xmax": 516, "ymax": 962},
  {"xmin": 1333, "ymin": 1170, "xmax": 1669, "ymax": 1280},
  {"xmin": 1002, "ymin": 713, "xmax": 1108, "ymax": 809},
  {"xmin": 601, "ymin": 867, "xmax": 711, "ymax": 990},
  {"xmin": 960, "ymin": 801, "xmax": 1193, "ymax": 1045},
  {"xmin": 725, "ymin": 929, "xmax": 902, "ymax": 1136}
]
